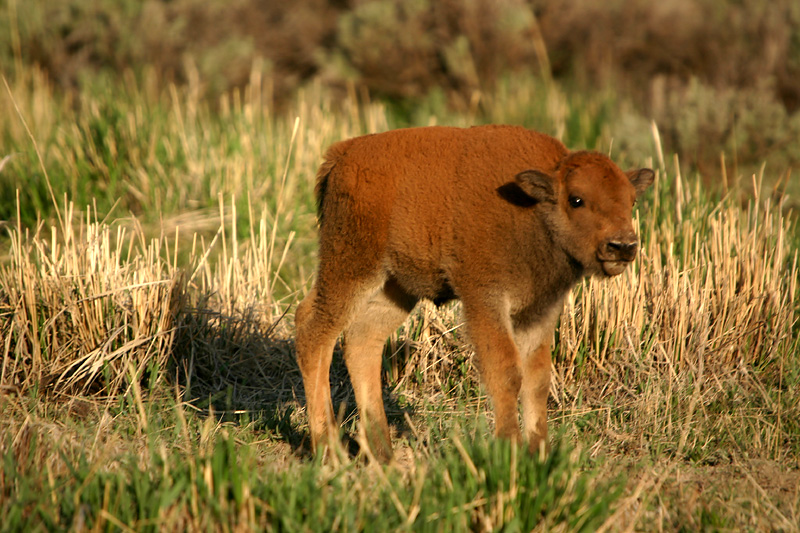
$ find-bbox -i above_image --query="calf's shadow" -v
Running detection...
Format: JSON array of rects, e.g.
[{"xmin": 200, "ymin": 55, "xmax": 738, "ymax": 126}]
[{"xmin": 170, "ymin": 303, "xmax": 412, "ymax": 459}]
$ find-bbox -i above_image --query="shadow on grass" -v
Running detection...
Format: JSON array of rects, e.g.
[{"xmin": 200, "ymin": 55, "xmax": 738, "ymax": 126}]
[{"xmin": 170, "ymin": 303, "xmax": 412, "ymax": 459}]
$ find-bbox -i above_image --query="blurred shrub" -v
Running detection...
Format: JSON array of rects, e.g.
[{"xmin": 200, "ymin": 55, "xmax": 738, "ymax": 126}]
[
  {"xmin": 532, "ymin": 0, "xmax": 800, "ymax": 174},
  {"xmin": 533, "ymin": 0, "xmax": 800, "ymax": 112},
  {"xmin": 330, "ymin": 0, "xmax": 540, "ymax": 103},
  {"xmin": 655, "ymin": 79, "xmax": 800, "ymax": 177},
  {"xmin": 1, "ymin": 0, "xmax": 341, "ymax": 104}
]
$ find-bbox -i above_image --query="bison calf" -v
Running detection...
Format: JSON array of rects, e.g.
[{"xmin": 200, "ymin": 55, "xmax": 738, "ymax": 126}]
[{"xmin": 295, "ymin": 125, "xmax": 654, "ymax": 462}]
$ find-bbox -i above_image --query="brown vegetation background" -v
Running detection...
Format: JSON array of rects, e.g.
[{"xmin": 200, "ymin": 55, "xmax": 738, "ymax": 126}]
[
  {"xmin": 6, "ymin": 0, "xmax": 799, "ymax": 107},
  {"xmin": 5, "ymin": 0, "xmax": 800, "ymax": 177}
]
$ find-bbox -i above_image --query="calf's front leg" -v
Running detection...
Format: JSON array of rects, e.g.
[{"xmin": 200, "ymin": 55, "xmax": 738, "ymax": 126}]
[
  {"xmin": 515, "ymin": 307, "xmax": 560, "ymax": 454},
  {"xmin": 465, "ymin": 308, "xmax": 523, "ymax": 442}
]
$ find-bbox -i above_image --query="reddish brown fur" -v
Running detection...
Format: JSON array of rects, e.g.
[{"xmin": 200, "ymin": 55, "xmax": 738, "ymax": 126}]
[{"xmin": 295, "ymin": 125, "xmax": 654, "ymax": 462}]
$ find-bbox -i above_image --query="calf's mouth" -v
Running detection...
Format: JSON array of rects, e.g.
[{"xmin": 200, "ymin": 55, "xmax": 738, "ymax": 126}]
[{"xmin": 599, "ymin": 258, "xmax": 631, "ymax": 277}]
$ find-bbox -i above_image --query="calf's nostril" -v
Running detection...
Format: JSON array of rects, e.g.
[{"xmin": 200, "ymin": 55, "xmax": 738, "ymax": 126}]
[{"xmin": 606, "ymin": 241, "xmax": 638, "ymax": 259}]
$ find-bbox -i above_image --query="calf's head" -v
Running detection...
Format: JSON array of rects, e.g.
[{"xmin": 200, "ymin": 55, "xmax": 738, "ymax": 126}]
[{"xmin": 516, "ymin": 151, "xmax": 654, "ymax": 277}]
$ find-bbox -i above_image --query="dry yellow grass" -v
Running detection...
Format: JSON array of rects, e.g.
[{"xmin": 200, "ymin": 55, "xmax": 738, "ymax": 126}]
[{"xmin": 0, "ymin": 200, "xmax": 184, "ymax": 397}]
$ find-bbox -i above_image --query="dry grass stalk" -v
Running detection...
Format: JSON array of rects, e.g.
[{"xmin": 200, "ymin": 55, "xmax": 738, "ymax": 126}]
[{"xmin": 0, "ymin": 199, "xmax": 184, "ymax": 397}]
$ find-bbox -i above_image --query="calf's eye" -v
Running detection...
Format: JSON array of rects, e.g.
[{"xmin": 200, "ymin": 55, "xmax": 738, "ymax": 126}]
[{"xmin": 568, "ymin": 196, "xmax": 584, "ymax": 208}]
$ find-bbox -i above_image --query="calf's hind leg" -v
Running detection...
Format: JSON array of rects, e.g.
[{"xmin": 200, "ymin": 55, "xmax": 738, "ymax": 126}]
[
  {"xmin": 295, "ymin": 285, "xmax": 339, "ymax": 455},
  {"xmin": 295, "ymin": 276, "xmax": 382, "ymax": 456},
  {"xmin": 342, "ymin": 279, "xmax": 417, "ymax": 462},
  {"xmin": 520, "ymin": 342, "xmax": 552, "ymax": 455}
]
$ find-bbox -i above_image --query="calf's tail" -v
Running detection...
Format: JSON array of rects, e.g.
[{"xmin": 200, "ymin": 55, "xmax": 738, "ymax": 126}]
[{"xmin": 314, "ymin": 138, "xmax": 356, "ymax": 223}]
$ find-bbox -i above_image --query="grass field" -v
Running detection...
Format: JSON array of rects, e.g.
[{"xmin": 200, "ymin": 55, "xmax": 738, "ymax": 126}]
[{"xmin": 1, "ymin": 61, "xmax": 799, "ymax": 531}]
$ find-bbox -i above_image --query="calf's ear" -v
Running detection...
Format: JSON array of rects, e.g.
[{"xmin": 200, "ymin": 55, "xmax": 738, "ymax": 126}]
[
  {"xmin": 627, "ymin": 168, "xmax": 655, "ymax": 196},
  {"xmin": 515, "ymin": 169, "xmax": 556, "ymax": 204}
]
